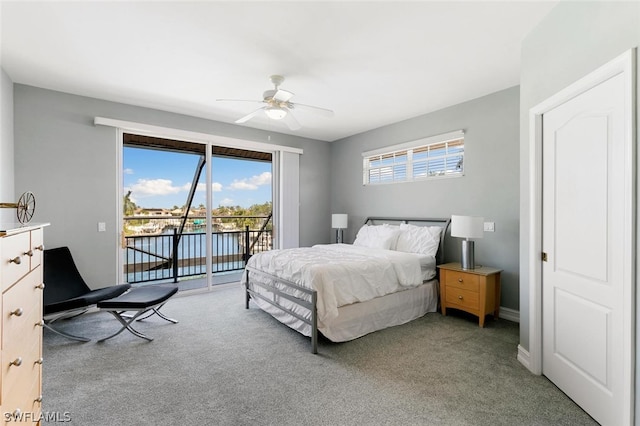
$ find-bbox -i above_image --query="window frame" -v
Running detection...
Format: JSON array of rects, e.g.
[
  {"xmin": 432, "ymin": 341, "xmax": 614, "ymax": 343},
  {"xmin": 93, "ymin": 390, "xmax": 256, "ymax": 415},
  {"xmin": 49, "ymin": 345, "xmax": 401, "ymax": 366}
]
[{"xmin": 362, "ymin": 130, "xmax": 465, "ymax": 185}]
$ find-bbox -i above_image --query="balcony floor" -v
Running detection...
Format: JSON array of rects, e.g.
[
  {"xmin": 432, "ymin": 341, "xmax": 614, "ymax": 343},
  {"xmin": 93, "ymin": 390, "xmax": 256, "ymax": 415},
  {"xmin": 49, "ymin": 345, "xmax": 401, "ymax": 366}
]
[{"xmin": 134, "ymin": 271, "xmax": 242, "ymax": 292}]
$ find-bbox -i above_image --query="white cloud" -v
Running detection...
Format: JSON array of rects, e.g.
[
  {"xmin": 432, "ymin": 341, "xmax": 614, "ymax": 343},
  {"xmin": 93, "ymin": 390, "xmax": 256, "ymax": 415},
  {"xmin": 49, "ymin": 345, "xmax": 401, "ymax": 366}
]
[
  {"xmin": 219, "ymin": 198, "xmax": 234, "ymax": 206},
  {"xmin": 229, "ymin": 172, "xmax": 272, "ymax": 191},
  {"xmin": 123, "ymin": 168, "xmax": 134, "ymax": 175},
  {"xmin": 127, "ymin": 178, "xmax": 191, "ymax": 198}
]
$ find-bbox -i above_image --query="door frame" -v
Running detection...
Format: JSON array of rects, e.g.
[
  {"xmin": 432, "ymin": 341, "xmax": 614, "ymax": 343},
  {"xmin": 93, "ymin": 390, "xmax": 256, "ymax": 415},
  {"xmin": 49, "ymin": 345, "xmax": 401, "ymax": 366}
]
[{"xmin": 524, "ymin": 49, "xmax": 636, "ymax": 421}]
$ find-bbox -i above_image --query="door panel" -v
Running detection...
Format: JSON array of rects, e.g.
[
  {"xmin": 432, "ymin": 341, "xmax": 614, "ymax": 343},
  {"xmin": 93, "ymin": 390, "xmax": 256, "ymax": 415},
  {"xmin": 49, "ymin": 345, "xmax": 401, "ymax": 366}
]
[{"xmin": 542, "ymin": 71, "xmax": 627, "ymax": 426}]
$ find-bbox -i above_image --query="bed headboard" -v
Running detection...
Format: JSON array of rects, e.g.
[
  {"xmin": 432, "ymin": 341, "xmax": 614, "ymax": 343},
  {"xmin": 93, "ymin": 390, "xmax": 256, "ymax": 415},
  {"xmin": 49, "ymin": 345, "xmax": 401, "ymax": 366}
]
[{"xmin": 363, "ymin": 217, "xmax": 451, "ymax": 265}]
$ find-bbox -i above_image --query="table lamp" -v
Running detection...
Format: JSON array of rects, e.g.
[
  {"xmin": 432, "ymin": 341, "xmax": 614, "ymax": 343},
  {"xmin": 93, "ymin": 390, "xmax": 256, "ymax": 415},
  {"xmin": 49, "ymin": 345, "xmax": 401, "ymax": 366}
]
[
  {"xmin": 332, "ymin": 214, "xmax": 348, "ymax": 243},
  {"xmin": 451, "ymin": 215, "xmax": 484, "ymax": 269}
]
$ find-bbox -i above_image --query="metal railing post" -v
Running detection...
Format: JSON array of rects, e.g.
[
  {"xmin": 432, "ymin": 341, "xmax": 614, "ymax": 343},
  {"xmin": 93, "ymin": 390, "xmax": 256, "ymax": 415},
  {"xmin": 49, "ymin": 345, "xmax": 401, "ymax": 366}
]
[
  {"xmin": 244, "ymin": 225, "xmax": 250, "ymax": 264},
  {"xmin": 172, "ymin": 228, "xmax": 179, "ymax": 283}
]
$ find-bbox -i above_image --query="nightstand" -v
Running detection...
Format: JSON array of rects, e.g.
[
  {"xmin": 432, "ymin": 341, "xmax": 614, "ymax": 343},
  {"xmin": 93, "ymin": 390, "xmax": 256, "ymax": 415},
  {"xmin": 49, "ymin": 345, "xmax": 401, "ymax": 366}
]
[{"xmin": 437, "ymin": 262, "xmax": 502, "ymax": 327}]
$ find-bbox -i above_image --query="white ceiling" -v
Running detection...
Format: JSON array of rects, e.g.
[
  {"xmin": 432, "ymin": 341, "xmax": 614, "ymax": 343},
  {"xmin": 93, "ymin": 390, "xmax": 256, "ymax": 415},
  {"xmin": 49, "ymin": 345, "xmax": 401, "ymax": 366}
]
[{"xmin": 0, "ymin": 1, "xmax": 557, "ymax": 142}]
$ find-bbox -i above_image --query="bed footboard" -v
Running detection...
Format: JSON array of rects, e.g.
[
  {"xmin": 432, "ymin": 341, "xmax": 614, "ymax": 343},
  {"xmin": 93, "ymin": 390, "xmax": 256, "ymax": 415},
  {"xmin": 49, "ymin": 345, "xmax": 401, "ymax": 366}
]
[{"xmin": 244, "ymin": 265, "xmax": 318, "ymax": 354}]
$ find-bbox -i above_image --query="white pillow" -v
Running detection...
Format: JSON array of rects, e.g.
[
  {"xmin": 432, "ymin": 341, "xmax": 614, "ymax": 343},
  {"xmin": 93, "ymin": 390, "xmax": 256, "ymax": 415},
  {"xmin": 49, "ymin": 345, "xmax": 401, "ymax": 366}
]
[
  {"xmin": 353, "ymin": 224, "xmax": 400, "ymax": 250},
  {"xmin": 395, "ymin": 223, "xmax": 442, "ymax": 257}
]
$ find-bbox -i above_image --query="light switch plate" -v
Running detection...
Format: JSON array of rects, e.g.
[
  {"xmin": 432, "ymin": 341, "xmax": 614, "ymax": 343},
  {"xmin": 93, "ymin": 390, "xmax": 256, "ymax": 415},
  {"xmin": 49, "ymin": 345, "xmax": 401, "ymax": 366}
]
[
  {"xmin": 484, "ymin": 222, "xmax": 495, "ymax": 232},
  {"xmin": 98, "ymin": 222, "xmax": 106, "ymax": 232}
]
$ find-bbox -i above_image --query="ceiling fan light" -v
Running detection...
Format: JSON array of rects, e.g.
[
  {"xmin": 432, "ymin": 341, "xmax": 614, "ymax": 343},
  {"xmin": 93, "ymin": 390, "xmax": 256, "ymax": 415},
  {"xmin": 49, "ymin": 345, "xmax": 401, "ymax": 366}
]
[{"xmin": 264, "ymin": 106, "xmax": 287, "ymax": 120}]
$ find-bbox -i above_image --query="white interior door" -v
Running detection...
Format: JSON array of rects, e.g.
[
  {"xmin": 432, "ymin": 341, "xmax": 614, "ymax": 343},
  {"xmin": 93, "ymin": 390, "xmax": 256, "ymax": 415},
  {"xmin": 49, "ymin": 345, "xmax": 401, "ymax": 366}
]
[{"xmin": 541, "ymin": 68, "xmax": 632, "ymax": 425}]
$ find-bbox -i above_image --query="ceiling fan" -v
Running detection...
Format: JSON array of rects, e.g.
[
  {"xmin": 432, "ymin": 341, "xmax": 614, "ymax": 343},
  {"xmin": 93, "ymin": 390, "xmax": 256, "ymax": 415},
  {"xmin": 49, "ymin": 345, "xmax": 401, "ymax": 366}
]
[{"xmin": 217, "ymin": 75, "xmax": 334, "ymax": 130}]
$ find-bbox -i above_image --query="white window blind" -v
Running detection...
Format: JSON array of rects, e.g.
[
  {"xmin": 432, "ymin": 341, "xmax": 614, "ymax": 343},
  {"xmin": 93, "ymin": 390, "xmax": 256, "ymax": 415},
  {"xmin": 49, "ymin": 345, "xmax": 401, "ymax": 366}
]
[{"xmin": 362, "ymin": 130, "xmax": 464, "ymax": 185}]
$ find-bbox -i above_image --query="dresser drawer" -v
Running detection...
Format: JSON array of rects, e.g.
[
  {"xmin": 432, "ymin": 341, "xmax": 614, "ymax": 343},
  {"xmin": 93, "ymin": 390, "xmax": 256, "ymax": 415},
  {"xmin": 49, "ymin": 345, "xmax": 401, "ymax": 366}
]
[
  {"xmin": 445, "ymin": 287, "xmax": 479, "ymax": 310},
  {"xmin": 1, "ymin": 231, "xmax": 31, "ymax": 291},
  {"xmin": 2, "ymin": 336, "xmax": 42, "ymax": 402},
  {"xmin": 445, "ymin": 271, "xmax": 480, "ymax": 292},
  {"xmin": 30, "ymin": 228, "xmax": 44, "ymax": 270},
  {"xmin": 2, "ymin": 272, "xmax": 43, "ymax": 349},
  {"xmin": 2, "ymin": 370, "xmax": 41, "ymax": 426}
]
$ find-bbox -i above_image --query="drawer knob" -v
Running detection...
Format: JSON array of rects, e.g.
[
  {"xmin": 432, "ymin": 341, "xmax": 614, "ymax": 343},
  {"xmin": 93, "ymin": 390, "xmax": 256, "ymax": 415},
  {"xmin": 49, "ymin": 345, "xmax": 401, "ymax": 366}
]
[
  {"xmin": 9, "ymin": 255, "xmax": 21, "ymax": 264},
  {"xmin": 9, "ymin": 357, "xmax": 23, "ymax": 367},
  {"xmin": 24, "ymin": 249, "xmax": 34, "ymax": 257},
  {"xmin": 458, "ymin": 278, "xmax": 463, "ymax": 282},
  {"xmin": 35, "ymin": 244, "xmax": 45, "ymax": 251},
  {"xmin": 35, "ymin": 283, "xmax": 45, "ymax": 290},
  {"xmin": 35, "ymin": 357, "xmax": 44, "ymax": 365},
  {"xmin": 35, "ymin": 395, "xmax": 43, "ymax": 403},
  {"xmin": 12, "ymin": 409, "xmax": 22, "ymax": 418},
  {"xmin": 10, "ymin": 307, "xmax": 24, "ymax": 317},
  {"xmin": 458, "ymin": 295, "xmax": 464, "ymax": 300},
  {"xmin": 35, "ymin": 320, "xmax": 45, "ymax": 327}
]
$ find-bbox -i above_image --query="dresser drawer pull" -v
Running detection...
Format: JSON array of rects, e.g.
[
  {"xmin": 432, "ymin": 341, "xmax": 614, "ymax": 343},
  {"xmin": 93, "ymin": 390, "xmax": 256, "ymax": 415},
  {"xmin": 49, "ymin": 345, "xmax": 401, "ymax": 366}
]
[
  {"xmin": 458, "ymin": 278, "xmax": 463, "ymax": 282},
  {"xmin": 24, "ymin": 249, "xmax": 34, "ymax": 257},
  {"xmin": 458, "ymin": 295, "xmax": 464, "ymax": 300},
  {"xmin": 9, "ymin": 357, "xmax": 23, "ymax": 367},
  {"xmin": 35, "ymin": 244, "xmax": 45, "ymax": 251},
  {"xmin": 9, "ymin": 255, "xmax": 21, "ymax": 264},
  {"xmin": 12, "ymin": 409, "xmax": 21, "ymax": 418},
  {"xmin": 35, "ymin": 357, "xmax": 44, "ymax": 365},
  {"xmin": 35, "ymin": 320, "xmax": 45, "ymax": 327},
  {"xmin": 10, "ymin": 307, "xmax": 24, "ymax": 317},
  {"xmin": 35, "ymin": 395, "xmax": 43, "ymax": 403},
  {"xmin": 35, "ymin": 283, "xmax": 45, "ymax": 290}
]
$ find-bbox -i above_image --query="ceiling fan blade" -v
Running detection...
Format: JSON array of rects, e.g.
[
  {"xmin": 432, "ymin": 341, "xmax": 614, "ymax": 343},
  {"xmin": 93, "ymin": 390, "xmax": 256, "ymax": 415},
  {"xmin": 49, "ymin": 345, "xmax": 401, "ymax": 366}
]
[
  {"xmin": 282, "ymin": 110, "xmax": 302, "ymax": 130},
  {"xmin": 217, "ymin": 98, "xmax": 264, "ymax": 104},
  {"xmin": 235, "ymin": 107, "xmax": 265, "ymax": 124},
  {"xmin": 293, "ymin": 102, "xmax": 334, "ymax": 117},
  {"xmin": 273, "ymin": 89, "xmax": 294, "ymax": 103}
]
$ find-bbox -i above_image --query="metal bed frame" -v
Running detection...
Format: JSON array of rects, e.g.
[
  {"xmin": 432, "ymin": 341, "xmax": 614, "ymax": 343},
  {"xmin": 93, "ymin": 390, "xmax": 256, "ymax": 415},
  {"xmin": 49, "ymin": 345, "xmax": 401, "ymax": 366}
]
[{"xmin": 244, "ymin": 217, "xmax": 451, "ymax": 354}]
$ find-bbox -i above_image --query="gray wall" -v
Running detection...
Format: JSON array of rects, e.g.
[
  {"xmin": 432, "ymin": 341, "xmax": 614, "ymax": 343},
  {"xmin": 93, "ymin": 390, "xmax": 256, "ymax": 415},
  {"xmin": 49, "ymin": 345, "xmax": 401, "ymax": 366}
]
[
  {"xmin": 0, "ymin": 68, "xmax": 14, "ymax": 223},
  {"xmin": 330, "ymin": 86, "xmax": 520, "ymax": 311},
  {"xmin": 13, "ymin": 84, "xmax": 330, "ymax": 288},
  {"xmin": 519, "ymin": 1, "xmax": 640, "ymax": 351}
]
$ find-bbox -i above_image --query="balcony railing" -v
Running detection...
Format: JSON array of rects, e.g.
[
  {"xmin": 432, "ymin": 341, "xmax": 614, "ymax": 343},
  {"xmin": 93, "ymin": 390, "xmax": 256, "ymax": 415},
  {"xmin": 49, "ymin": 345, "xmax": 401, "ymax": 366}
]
[{"xmin": 123, "ymin": 215, "xmax": 272, "ymax": 284}]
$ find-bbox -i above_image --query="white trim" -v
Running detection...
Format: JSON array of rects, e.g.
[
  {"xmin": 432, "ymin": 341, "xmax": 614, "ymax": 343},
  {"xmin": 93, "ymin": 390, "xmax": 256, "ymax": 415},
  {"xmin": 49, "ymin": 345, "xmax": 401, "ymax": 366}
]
[
  {"xmin": 517, "ymin": 345, "xmax": 531, "ymax": 371},
  {"xmin": 498, "ymin": 306, "xmax": 519, "ymax": 323},
  {"xmin": 115, "ymin": 129, "xmax": 124, "ymax": 283},
  {"xmin": 526, "ymin": 49, "xmax": 635, "ymax": 422},
  {"xmin": 94, "ymin": 117, "xmax": 303, "ymax": 155},
  {"xmin": 361, "ymin": 129, "xmax": 464, "ymax": 158},
  {"xmin": 205, "ymin": 143, "xmax": 213, "ymax": 289}
]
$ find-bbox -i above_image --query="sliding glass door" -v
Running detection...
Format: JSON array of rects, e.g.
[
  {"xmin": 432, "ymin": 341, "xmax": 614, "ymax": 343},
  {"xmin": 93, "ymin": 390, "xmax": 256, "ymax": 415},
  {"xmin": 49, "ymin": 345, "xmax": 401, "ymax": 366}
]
[{"xmin": 121, "ymin": 134, "xmax": 273, "ymax": 291}]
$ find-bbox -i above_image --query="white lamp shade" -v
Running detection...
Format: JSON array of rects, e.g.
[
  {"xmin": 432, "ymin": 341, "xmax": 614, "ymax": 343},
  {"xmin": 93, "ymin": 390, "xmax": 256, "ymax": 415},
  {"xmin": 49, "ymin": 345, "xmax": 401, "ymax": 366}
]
[
  {"xmin": 451, "ymin": 215, "xmax": 484, "ymax": 239},
  {"xmin": 332, "ymin": 214, "xmax": 348, "ymax": 229}
]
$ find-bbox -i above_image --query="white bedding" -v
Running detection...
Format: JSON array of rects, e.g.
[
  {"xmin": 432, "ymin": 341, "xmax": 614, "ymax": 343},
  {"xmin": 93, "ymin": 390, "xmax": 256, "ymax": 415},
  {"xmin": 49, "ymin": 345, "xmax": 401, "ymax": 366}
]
[{"xmin": 244, "ymin": 243, "xmax": 435, "ymax": 323}]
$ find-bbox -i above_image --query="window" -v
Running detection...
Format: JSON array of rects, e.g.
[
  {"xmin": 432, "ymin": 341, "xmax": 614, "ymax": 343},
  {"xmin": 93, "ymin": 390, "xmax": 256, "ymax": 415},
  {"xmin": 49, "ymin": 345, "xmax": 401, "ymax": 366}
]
[{"xmin": 362, "ymin": 130, "xmax": 464, "ymax": 185}]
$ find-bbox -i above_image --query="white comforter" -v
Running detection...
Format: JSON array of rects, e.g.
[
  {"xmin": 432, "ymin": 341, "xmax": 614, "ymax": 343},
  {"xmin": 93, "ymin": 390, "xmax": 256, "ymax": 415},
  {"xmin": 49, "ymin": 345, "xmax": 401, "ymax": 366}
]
[{"xmin": 245, "ymin": 243, "xmax": 430, "ymax": 323}]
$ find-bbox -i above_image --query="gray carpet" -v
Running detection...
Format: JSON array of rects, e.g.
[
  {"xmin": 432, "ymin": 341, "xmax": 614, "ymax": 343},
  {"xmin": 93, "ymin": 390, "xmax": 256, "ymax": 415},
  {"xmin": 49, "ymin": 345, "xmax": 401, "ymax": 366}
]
[{"xmin": 42, "ymin": 283, "xmax": 596, "ymax": 426}]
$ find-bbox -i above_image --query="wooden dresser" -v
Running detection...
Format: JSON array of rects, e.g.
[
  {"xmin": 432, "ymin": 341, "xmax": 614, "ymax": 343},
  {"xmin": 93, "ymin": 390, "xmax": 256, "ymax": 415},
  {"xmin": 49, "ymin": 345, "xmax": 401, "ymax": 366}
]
[
  {"xmin": 0, "ymin": 224, "xmax": 47, "ymax": 425},
  {"xmin": 437, "ymin": 262, "xmax": 502, "ymax": 327}
]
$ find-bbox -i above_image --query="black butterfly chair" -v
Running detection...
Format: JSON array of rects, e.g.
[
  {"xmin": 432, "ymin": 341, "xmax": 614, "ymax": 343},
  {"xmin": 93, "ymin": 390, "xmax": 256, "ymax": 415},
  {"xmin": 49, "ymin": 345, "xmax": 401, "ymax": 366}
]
[{"xmin": 43, "ymin": 247, "xmax": 131, "ymax": 342}]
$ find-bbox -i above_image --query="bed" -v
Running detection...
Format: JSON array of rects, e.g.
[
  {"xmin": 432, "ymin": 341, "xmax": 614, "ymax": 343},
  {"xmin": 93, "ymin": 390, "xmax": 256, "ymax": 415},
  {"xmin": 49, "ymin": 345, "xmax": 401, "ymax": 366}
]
[{"xmin": 243, "ymin": 217, "xmax": 451, "ymax": 353}]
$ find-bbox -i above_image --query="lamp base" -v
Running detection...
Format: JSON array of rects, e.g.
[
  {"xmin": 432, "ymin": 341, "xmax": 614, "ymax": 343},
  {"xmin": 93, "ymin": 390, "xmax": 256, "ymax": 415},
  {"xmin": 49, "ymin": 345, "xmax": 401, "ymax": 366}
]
[
  {"xmin": 461, "ymin": 240, "xmax": 475, "ymax": 270},
  {"xmin": 335, "ymin": 229, "xmax": 344, "ymax": 244}
]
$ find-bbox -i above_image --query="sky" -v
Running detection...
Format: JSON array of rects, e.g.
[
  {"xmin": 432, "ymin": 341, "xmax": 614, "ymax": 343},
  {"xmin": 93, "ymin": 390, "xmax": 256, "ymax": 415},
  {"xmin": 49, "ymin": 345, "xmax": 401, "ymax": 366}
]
[{"xmin": 123, "ymin": 147, "xmax": 272, "ymax": 210}]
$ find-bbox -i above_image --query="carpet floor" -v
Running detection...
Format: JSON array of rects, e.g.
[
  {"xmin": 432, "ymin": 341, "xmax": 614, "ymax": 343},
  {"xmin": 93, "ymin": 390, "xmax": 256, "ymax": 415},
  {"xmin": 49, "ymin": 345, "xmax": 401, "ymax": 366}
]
[{"xmin": 42, "ymin": 283, "xmax": 596, "ymax": 425}]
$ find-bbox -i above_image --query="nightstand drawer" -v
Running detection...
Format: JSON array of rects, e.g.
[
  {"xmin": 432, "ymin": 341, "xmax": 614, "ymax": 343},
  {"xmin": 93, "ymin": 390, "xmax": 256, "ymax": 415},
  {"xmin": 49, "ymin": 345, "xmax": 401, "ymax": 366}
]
[
  {"xmin": 445, "ymin": 288, "xmax": 479, "ymax": 310},
  {"xmin": 445, "ymin": 271, "xmax": 480, "ymax": 292}
]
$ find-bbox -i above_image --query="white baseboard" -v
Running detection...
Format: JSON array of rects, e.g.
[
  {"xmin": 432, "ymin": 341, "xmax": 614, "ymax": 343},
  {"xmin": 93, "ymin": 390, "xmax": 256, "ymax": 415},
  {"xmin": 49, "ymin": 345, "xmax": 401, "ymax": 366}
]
[
  {"xmin": 499, "ymin": 306, "xmax": 519, "ymax": 323},
  {"xmin": 518, "ymin": 345, "xmax": 540, "ymax": 375},
  {"xmin": 517, "ymin": 345, "xmax": 532, "ymax": 371}
]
